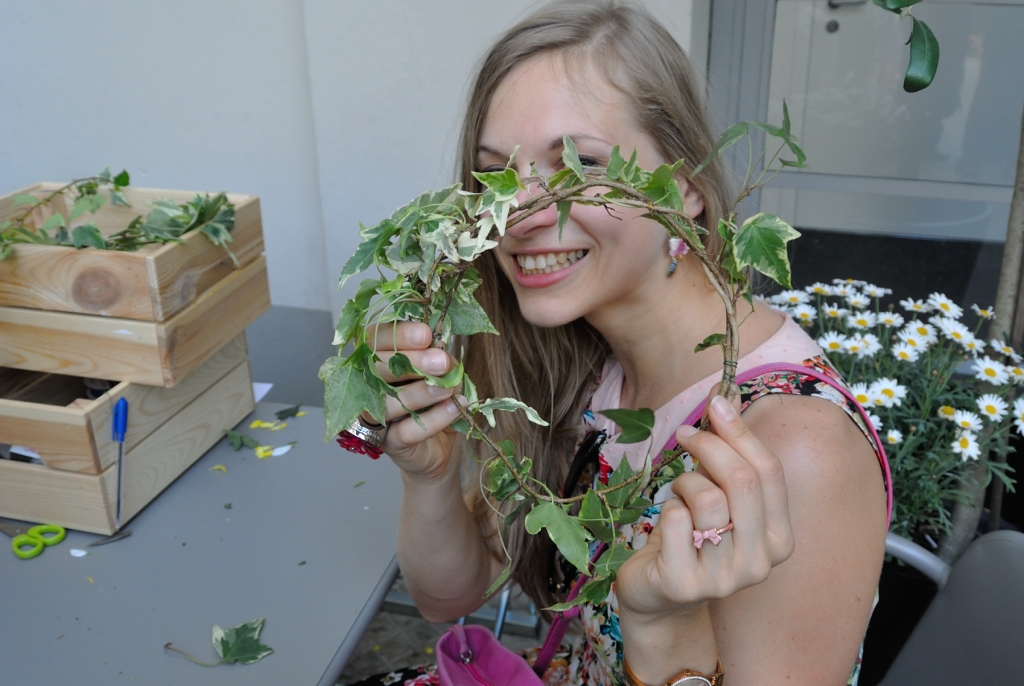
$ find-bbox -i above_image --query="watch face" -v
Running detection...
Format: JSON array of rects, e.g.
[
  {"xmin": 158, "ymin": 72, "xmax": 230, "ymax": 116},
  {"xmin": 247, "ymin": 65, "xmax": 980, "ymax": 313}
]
[{"xmin": 668, "ymin": 677, "xmax": 712, "ymax": 686}]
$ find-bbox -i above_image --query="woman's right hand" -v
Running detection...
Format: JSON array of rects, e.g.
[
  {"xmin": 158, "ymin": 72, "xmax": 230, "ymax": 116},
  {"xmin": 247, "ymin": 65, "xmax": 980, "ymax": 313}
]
[{"xmin": 367, "ymin": 321, "xmax": 463, "ymax": 481}]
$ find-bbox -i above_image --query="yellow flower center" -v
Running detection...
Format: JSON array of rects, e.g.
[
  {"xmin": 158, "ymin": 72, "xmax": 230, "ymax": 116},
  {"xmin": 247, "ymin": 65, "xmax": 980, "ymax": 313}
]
[
  {"xmin": 915, "ymin": 326, "xmax": 928, "ymax": 335},
  {"xmin": 985, "ymin": 369, "xmax": 997, "ymax": 377},
  {"xmin": 828, "ymin": 342, "xmax": 841, "ymax": 350},
  {"xmin": 940, "ymin": 303, "xmax": 950, "ymax": 312},
  {"xmin": 882, "ymin": 389, "xmax": 894, "ymax": 398},
  {"xmin": 986, "ymin": 405, "xmax": 997, "ymax": 414},
  {"xmin": 952, "ymin": 332, "xmax": 963, "ymax": 340},
  {"xmin": 899, "ymin": 351, "xmax": 910, "ymax": 359},
  {"xmin": 855, "ymin": 393, "xmax": 869, "ymax": 404},
  {"xmin": 959, "ymin": 437, "xmax": 970, "ymax": 449},
  {"xmin": 940, "ymin": 406, "xmax": 955, "ymax": 417}
]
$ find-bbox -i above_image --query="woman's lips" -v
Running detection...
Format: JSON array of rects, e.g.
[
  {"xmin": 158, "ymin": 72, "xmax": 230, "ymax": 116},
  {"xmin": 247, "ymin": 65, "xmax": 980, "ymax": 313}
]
[{"xmin": 512, "ymin": 250, "xmax": 588, "ymax": 288}]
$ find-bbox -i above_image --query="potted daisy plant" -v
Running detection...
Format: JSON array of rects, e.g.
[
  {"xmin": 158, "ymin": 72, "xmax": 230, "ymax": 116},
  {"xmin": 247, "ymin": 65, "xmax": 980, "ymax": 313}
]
[{"xmin": 768, "ymin": 280, "xmax": 1021, "ymax": 559}]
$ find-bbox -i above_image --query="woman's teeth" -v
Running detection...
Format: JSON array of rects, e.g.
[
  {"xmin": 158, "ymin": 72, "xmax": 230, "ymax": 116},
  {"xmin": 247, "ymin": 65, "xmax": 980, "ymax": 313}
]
[{"xmin": 516, "ymin": 250, "xmax": 587, "ymax": 276}]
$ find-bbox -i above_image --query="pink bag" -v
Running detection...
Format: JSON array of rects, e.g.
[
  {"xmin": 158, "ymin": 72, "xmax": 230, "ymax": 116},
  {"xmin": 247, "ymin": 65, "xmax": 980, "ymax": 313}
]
[{"xmin": 435, "ymin": 362, "xmax": 892, "ymax": 685}]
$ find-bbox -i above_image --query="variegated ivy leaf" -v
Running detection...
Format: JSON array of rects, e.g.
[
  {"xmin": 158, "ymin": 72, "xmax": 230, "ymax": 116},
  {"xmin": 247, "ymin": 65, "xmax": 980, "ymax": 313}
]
[
  {"xmin": 212, "ymin": 617, "xmax": 273, "ymax": 665},
  {"xmin": 476, "ymin": 398, "xmax": 550, "ymax": 428},
  {"xmin": 733, "ymin": 213, "xmax": 801, "ymax": 289}
]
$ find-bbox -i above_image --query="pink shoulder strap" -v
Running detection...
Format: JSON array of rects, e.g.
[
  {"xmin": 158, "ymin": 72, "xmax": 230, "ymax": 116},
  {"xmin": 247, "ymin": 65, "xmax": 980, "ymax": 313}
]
[{"xmin": 533, "ymin": 362, "xmax": 892, "ymax": 675}]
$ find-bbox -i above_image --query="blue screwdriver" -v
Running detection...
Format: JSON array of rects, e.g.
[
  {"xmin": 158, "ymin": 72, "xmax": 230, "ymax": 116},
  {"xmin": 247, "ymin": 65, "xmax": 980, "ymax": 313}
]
[{"xmin": 112, "ymin": 398, "xmax": 129, "ymax": 528}]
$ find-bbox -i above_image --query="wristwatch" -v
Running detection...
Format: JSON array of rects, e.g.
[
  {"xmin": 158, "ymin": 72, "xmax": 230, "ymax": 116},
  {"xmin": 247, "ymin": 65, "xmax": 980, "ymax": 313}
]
[{"xmin": 623, "ymin": 657, "xmax": 724, "ymax": 686}]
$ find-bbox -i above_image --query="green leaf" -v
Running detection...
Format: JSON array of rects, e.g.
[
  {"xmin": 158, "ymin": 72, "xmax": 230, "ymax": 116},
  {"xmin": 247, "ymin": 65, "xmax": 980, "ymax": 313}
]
[
  {"xmin": 597, "ymin": 408, "xmax": 655, "ymax": 444},
  {"xmin": 471, "ymin": 168, "xmax": 522, "ymax": 201},
  {"xmin": 604, "ymin": 456, "xmax": 635, "ymax": 509},
  {"xmin": 225, "ymin": 430, "xmax": 260, "ymax": 451},
  {"xmin": 109, "ymin": 190, "xmax": 131, "ymax": 207},
  {"xmin": 40, "ymin": 213, "xmax": 66, "ymax": 231},
  {"xmin": 476, "ymin": 397, "xmax": 549, "ymax": 427},
  {"xmin": 319, "ymin": 352, "xmax": 386, "ymax": 439},
  {"xmin": 68, "ymin": 196, "xmax": 92, "ymax": 221},
  {"xmin": 90, "ymin": 194, "xmax": 106, "ymax": 213},
  {"xmin": 749, "ymin": 121, "xmax": 782, "ymax": 138},
  {"xmin": 333, "ymin": 279, "xmax": 377, "ymax": 346},
  {"xmin": 524, "ymin": 501, "xmax": 592, "ymax": 572},
  {"xmin": 605, "ymin": 146, "xmax": 626, "ymax": 181},
  {"xmin": 485, "ymin": 563, "xmax": 512, "ymax": 597},
  {"xmin": 72, "ymin": 223, "xmax": 106, "ymax": 250},
  {"xmin": 595, "ymin": 542, "xmax": 634, "ymax": 576},
  {"xmin": 556, "ymin": 201, "xmax": 571, "ymax": 238},
  {"xmin": 113, "ymin": 169, "xmax": 130, "ymax": 187},
  {"xmin": 638, "ymin": 159, "xmax": 685, "ymax": 210},
  {"xmin": 694, "ymin": 332, "xmax": 725, "ymax": 354},
  {"xmin": 873, "ymin": 0, "xmax": 921, "ymax": 12},
  {"xmin": 423, "ymin": 360, "xmax": 464, "ymax": 389},
  {"xmin": 546, "ymin": 576, "xmax": 612, "ymax": 612},
  {"xmin": 212, "ymin": 617, "xmax": 274, "ymax": 665},
  {"xmin": 562, "ymin": 136, "xmax": 585, "ymax": 182},
  {"xmin": 692, "ymin": 122, "xmax": 749, "ymax": 177},
  {"xmin": 904, "ymin": 18, "xmax": 939, "ymax": 93},
  {"xmin": 733, "ymin": 213, "xmax": 801, "ymax": 289},
  {"xmin": 388, "ymin": 352, "xmax": 415, "ymax": 379},
  {"xmin": 445, "ymin": 297, "xmax": 498, "ymax": 336},
  {"xmin": 578, "ymin": 490, "xmax": 615, "ymax": 542},
  {"xmin": 274, "ymin": 405, "xmax": 303, "ymax": 421},
  {"xmin": 11, "ymin": 193, "xmax": 38, "ymax": 207}
]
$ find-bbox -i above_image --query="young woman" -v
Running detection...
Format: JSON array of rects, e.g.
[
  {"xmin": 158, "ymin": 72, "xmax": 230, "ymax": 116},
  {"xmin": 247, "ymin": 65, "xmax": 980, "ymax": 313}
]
[{"xmin": 350, "ymin": 2, "xmax": 888, "ymax": 684}]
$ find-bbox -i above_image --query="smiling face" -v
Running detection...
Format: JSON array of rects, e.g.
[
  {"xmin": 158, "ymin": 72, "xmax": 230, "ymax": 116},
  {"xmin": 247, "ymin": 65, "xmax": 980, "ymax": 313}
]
[{"xmin": 477, "ymin": 53, "xmax": 704, "ymax": 328}]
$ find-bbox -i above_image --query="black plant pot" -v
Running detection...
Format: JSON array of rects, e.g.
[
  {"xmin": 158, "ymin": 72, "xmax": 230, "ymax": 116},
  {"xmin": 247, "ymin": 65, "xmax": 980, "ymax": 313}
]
[{"xmin": 857, "ymin": 557, "xmax": 939, "ymax": 686}]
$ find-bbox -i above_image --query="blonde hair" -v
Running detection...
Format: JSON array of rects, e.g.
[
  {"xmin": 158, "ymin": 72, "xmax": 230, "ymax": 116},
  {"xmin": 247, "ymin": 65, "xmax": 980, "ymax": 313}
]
[{"xmin": 457, "ymin": 0, "xmax": 732, "ymax": 608}]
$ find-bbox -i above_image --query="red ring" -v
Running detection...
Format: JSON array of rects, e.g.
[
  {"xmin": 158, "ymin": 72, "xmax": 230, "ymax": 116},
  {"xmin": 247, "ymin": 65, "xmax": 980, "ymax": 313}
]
[{"xmin": 336, "ymin": 430, "xmax": 383, "ymax": 459}]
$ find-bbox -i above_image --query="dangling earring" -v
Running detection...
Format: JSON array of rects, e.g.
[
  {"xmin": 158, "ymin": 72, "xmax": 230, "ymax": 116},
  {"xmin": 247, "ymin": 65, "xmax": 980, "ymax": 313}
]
[{"xmin": 667, "ymin": 237, "xmax": 688, "ymax": 276}]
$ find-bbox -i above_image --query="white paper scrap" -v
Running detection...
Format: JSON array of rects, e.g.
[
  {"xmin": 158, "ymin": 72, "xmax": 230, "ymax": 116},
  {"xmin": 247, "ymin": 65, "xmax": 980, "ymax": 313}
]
[
  {"xmin": 70, "ymin": 549, "xmax": 88, "ymax": 558},
  {"xmin": 252, "ymin": 382, "xmax": 273, "ymax": 402},
  {"xmin": 270, "ymin": 445, "xmax": 293, "ymax": 457}
]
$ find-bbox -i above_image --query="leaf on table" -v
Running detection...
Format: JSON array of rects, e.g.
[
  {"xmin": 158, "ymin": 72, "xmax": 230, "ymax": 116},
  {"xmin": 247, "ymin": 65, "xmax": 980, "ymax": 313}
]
[
  {"xmin": 212, "ymin": 617, "xmax": 274, "ymax": 665},
  {"xmin": 275, "ymin": 405, "xmax": 305, "ymax": 421},
  {"xmin": 225, "ymin": 430, "xmax": 260, "ymax": 451},
  {"xmin": 598, "ymin": 408, "xmax": 655, "ymax": 444}
]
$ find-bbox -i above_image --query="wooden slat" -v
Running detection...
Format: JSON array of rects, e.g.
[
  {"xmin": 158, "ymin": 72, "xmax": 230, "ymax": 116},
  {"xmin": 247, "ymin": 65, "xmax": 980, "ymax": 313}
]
[
  {"xmin": 156, "ymin": 254, "xmax": 269, "ymax": 386},
  {"xmin": 0, "ymin": 459, "xmax": 116, "ymax": 534},
  {"xmin": 0, "ymin": 184, "xmax": 262, "ymax": 321},
  {"xmin": 0, "ymin": 256, "xmax": 268, "ymax": 386},
  {"xmin": 119, "ymin": 359, "xmax": 254, "ymax": 525},
  {"xmin": 0, "ymin": 402, "xmax": 93, "ymax": 472}
]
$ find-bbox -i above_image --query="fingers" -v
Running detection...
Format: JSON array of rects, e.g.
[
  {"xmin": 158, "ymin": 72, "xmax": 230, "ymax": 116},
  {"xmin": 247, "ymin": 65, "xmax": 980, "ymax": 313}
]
[
  {"xmin": 375, "ymin": 348, "xmax": 452, "ymax": 383},
  {"xmin": 384, "ymin": 395, "xmax": 464, "ymax": 461},
  {"xmin": 383, "ymin": 379, "xmax": 457, "ymax": 422},
  {"xmin": 366, "ymin": 321, "xmax": 433, "ymax": 353}
]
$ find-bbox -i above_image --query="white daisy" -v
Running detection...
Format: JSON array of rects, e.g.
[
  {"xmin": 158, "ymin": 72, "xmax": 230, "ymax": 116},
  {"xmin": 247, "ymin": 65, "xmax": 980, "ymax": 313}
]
[
  {"xmin": 859, "ymin": 333, "xmax": 882, "ymax": 358},
  {"xmin": 972, "ymin": 356, "xmax": 1009, "ymax": 385},
  {"xmin": 771, "ymin": 289, "xmax": 810, "ymax": 306},
  {"xmin": 900, "ymin": 298, "xmax": 930, "ymax": 313},
  {"xmin": 831, "ymin": 284, "xmax": 854, "ymax": 298},
  {"xmin": 844, "ymin": 338, "xmax": 865, "ymax": 356},
  {"xmin": 897, "ymin": 332, "xmax": 925, "ymax": 350},
  {"xmin": 818, "ymin": 332, "xmax": 848, "ymax": 354},
  {"xmin": 845, "ymin": 293, "xmax": 871, "ymax": 309},
  {"xmin": 1008, "ymin": 366, "xmax": 1024, "ymax": 385},
  {"xmin": 961, "ymin": 336, "xmax": 985, "ymax": 357},
  {"xmin": 863, "ymin": 284, "xmax": 893, "ymax": 298},
  {"xmin": 849, "ymin": 382, "xmax": 873, "ymax": 407},
  {"xmin": 951, "ymin": 431, "xmax": 981, "ymax": 461},
  {"xmin": 937, "ymin": 405, "xmax": 957, "ymax": 421},
  {"xmin": 952, "ymin": 410, "xmax": 983, "ymax": 432},
  {"xmin": 976, "ymin": 393, "xmax": 1008, "ymax": 422},
  {"xmin": 823, "ymin": 303, "xmax": 849, "ymax": 319},
  {"xmin": 892, "ymin": 342, "xmax": 920, "ymax": 363},
  {"xmin": 928, "ymin": 293, "xmax": 963, "ymax": 319},
  {"xmin": 932, "ymin": 316, "xmax": 971, "ymax": 344},
  {"xmin": 847, "ymin": 311, "xmax": 877, "ymax": 329},
  {"xmin": 866, "ymin": 412, "xmax": 883, "ymax": 431},
  {"xmin": 1013, "ymin": 397, "xmax": 1024, "ymax": 436},
  {"xmin": 885, "ymin": 429, "xmax": 903, "ymax": 445},
  {"xmin": 989, "ymin": 339, "xmax": 1023, "ymax": 363},
  {"xmin": 870, "ymin": 377, "xmax": 907, "ymax": 408},
  {"xmin": 790, "ymin": 303, "xmax": 817, "ymax": 326},
  {"xmin": 878, "ymin": 312, "xmax": 905, "ymax": 328},
  {"xmin": 833, "ymin": 278, "xmax": 867, "ymax": 288},
  {"xmin": 903, "ymin": 321, "xmax": 938, "ymax": 343},
  {"xmin": 972, "ymin": 304, "xmax": 995, "ymax": 320},
  {"xmin": 805, "ymin": 282, "xmax": 832, "ymax": 296}
]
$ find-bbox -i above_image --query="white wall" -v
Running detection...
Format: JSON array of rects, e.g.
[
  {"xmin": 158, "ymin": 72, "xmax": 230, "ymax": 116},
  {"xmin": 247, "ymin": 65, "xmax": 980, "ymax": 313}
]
[{"xmin": 0, "ymin": 1, "xmax": 706, "ymax": 316}]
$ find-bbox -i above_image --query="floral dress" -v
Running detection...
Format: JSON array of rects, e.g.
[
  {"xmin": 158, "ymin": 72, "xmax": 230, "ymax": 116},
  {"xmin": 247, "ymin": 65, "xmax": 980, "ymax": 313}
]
[{"xmin": 350, "ymin": 354, "xmax": 887, "ymax": 686}]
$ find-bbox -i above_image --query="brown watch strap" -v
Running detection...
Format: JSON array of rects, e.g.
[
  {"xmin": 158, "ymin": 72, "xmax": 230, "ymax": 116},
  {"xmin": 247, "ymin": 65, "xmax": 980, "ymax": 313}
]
[{"xmin": 622, "ymin": 657, "xmax": 724, "ymax": 686}]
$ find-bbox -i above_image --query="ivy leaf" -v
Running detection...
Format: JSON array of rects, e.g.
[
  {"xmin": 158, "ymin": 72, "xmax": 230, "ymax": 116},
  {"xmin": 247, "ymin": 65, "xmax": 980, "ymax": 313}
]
[
  {"xmin": 471, "ymin": 168, "xmax": 522, "ymax": 201},
  {"xmin": 524, "ymin": 501, "xmax": 592, "ymax": 572},
  {"xmin": 733, "ymin": 213, "xmax": 801, "ymax": 289},
  {"xmin": 904, "ymin": 18, "xmax": 939, "ymax": 93},
  {"xmin": 68, "ymin": 196, "xmax": 93, "ymax": 221},
  {"xmin": 561, "ymin": 135, "xmax": 585, "ymax": 182},
  {"xmin": 484, "ymin": 563, "xmax": 512, "ymax": 597},
  {"xmin": 319, "ymin": 352, "xmax": 386, "ymax": 440},
  {"xmin": 578, "ymin": 490, "xmax": 615, "ymax": 542},
  {"xmin": 872, "ymin": 0, "xmax": 921, "ymax": 12},
  {"xmin": 692, "ymin": 122, "xmax": 749, "ymax": 177},
  {"xmin": 388, "ymin": 352, "xmax": 416, "ymax": 379},
  {"xmin": 11, "ymin": 193, "xmax": 38, "ymax": 207},
  {"xmin": 41, "ymin": 213, "xmax": 66, "ymax": 231},
  {"xmin": 477, "ymin": 397, "xmax": 549, "ymax": 427},
  {"xmin": 113, "ymin": 169, "xmax": 130, "ymax": 187},
  {"xmin": 694, "ymin": 332, "xmax": 725, "ymax": 354},
  {"xmin": 638, "ymin": 159, "xmax": 685, "ymax": 210},
  {"xmin": 109, "ymin": 190, "xmax": 131, "ymax": 207},
  {"xmin": 595, "ymin": 542, "xmax": 634, "ymax": 576},
  {"xmin": 275, "ymin": 405, "xmax": 303, "ymax": 421},
  {"xmin": 546, "ymin": 576, "xmax": 611, "ymax": 612},
  {"xmin": 225, "ymin": 430, "xmax": 260, "ymax": 451},
  {"xmin": 72, "ymin": 223, "xmax": 106, "ymax": 250},
  {"xmin": 333, "ymin": 279, "xmax": 378, "ymax": 346},
  {"xmin": 605, "ymin": 146, "xmax": 626, "ymax": 181},
  {"xmin": 556, "ymin": 201, "xmax": 571, "ymax": 239},
  {"xmin": 212, "ymin": 617, "xmax": 273, "ymax": 665},
  {"xmin": 598, "ymin": 408, "xmax": 655, "ymax": 444},
  {"xmin": 446, "ymin": 297, "xmax": 498, "ymax": 336},
  {"xmin": 422, "ymin": 360, "xmax": 464, "ymax": 389}
]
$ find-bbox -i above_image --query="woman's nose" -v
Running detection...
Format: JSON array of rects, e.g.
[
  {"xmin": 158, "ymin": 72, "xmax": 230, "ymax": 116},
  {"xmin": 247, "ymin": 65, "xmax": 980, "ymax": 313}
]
[{"xmin": 506, "ymin": 179, "xmax": 559, "ymax": 238}]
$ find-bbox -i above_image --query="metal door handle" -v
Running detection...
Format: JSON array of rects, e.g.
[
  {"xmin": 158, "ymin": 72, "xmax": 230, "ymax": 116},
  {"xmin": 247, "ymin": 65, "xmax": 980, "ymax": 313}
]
[{"xmin": 828, "ymin": 0, "xmax": 867, "ymax": 7}]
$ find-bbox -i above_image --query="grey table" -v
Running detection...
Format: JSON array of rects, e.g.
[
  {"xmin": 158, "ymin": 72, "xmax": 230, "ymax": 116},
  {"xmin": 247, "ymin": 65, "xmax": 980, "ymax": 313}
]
[{"xmin": 0, "ymin": 403, "xmax": 402, "ymax": 686}]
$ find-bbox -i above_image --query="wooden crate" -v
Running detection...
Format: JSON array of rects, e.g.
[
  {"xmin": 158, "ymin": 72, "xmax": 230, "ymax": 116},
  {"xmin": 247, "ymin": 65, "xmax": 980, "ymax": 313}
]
[
  {"xmin": 0, "ymin": 334, "xmax": 248, "ymax": 474},
  {"xmin": 0, "ymin": 254, "xmax": 269, "ymax": 386},
  {"xmin": 0, "ymin": 354, "xmax": 254, "ymax": 534},
  {"xmin": 0, "ymin": 183, "xmax": 263, "ymax": 321}
]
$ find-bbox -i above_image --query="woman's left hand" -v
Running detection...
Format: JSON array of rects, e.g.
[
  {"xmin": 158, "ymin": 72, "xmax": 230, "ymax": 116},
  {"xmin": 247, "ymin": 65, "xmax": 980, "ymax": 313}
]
[{"xmin": 615, "ymin": 392, "xmax": 796, "ymax": 622}]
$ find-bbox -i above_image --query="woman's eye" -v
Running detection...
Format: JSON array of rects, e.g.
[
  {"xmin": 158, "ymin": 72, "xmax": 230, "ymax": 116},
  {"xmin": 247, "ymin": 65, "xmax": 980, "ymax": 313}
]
[
  {"xmin": 478, "ymin": 165, "xmax": 507, "ymax": 173},
  {"xmin": 578, "ymin": 156, "xmax": 601, "ymax": 169}
]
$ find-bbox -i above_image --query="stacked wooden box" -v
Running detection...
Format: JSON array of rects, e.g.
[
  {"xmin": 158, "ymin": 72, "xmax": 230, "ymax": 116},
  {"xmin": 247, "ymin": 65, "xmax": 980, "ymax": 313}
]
[{"xmin": 0, "ymin": 183, "xmax": 270, "ymax": 534}]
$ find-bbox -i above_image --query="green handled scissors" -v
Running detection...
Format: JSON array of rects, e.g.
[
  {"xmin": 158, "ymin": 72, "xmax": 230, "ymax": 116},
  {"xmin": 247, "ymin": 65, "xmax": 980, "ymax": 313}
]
[{"xmin": 0, "ymin": 518, "xmax": 66, "ymax": 559}]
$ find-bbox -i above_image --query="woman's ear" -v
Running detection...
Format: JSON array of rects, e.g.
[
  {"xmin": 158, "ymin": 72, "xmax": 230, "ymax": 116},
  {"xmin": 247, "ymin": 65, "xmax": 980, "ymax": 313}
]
[{"xmin": 679, "ymin": 178, "xmax": 705, "ymax": 219}]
